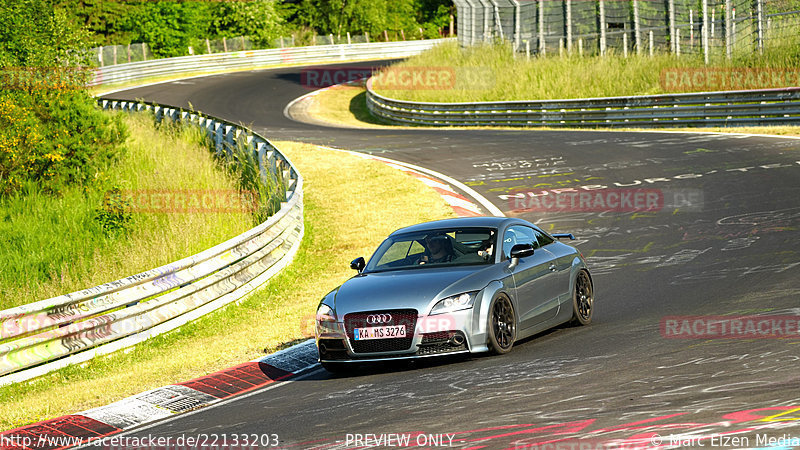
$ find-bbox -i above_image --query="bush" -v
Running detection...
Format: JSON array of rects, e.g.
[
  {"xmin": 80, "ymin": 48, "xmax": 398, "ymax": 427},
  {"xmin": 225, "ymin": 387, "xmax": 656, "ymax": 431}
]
[
  {"xmin": 0, "ymin": 0, "xmax": 127, "ymax": 196},
  {"xmin": 0, "ymin": 89, "xmax": 127, "ymax": 196}
]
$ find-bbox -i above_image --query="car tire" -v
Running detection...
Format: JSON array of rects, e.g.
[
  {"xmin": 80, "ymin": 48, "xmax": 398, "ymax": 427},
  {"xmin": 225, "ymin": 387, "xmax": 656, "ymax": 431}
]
[
  {"xmin": 570, "ymin": 269, "xmax": 593, "ymax": 326},
  {"xmin": 320, "ymin": 361, "xmax": 354, "ymax": 374},
  {"xmin": 487, "ymin": 295, "xmax": 517, "ymax": 354}
]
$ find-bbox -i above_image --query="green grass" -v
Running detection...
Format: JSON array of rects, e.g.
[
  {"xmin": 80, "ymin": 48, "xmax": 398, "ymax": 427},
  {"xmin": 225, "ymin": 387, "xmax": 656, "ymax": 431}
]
[
  {"xmin": 374, "ymin": 36, "xmax": 800, "ymax": 103},
  {"xmin": 0, "ymin": 113, "xmax": 252, "ymax": 309},
  {"xmin": 0, "ymin": 141, "xmax": 455, "ymax": 431}
]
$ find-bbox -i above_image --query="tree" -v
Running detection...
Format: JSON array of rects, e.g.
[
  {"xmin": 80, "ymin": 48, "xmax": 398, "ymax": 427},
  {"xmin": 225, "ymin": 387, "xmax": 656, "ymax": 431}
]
[{"xmin": 212, "ymin": 0, "xmax": 288, "ymax": 48}]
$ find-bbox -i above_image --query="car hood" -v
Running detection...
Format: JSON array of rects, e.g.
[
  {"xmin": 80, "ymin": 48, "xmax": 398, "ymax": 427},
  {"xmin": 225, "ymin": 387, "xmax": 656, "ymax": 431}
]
[{"xmin": 333, "ymin": 266, "xmax": 489, "ymax": 316}]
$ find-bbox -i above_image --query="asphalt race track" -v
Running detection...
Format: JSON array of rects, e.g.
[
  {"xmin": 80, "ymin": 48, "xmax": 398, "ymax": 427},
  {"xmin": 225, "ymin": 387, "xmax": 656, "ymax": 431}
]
[{"xmin": 105, "ymin": 62, "xmax": 800, "ymax": 449}]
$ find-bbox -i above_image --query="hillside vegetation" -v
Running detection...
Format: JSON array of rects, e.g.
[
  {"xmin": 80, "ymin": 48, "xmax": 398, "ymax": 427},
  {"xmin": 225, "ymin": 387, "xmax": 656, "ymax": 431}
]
[{"xmin": 58, "ymin": 0, "xmax": 453, "ymax": 58}]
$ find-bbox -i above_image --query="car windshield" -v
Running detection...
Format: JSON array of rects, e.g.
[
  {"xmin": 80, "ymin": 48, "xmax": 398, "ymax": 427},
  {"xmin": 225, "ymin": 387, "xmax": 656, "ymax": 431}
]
[{"xmin": 365, "ymin": 227, "xmax": 497, "ymax": 272}]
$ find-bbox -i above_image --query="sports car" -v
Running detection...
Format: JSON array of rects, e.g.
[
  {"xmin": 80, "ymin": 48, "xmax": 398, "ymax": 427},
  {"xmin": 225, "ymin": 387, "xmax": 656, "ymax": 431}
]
[{"xmin": 314, "ymin": 216, "xmax": 593, "ymax": 372}]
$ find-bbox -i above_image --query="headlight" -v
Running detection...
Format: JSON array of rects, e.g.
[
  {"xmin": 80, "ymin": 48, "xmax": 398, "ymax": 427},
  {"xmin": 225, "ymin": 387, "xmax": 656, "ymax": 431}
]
[
  {"xmin": 430, "ymin": 292, "xmax": 478, "ymax": 315},
  {"xmin": 316, "ymin": 304, "xmax": 336, "ymax": 323}
]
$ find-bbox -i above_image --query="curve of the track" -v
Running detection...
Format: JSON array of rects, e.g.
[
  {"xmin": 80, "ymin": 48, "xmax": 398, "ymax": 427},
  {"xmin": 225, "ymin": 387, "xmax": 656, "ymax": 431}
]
[{"xmin": 106, "ymin": 62, "xmax": 800, "ymax": 449}]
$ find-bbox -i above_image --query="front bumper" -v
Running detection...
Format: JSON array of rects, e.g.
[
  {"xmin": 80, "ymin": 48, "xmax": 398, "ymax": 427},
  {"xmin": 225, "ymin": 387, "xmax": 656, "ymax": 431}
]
[{"xmin": 316, "ymin": 308, "xmax": 480, "ymax": 363}]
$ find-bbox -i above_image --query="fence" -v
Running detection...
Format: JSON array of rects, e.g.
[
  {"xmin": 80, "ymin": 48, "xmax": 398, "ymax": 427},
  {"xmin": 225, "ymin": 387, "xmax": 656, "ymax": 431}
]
[
  {"xmin": 91, "ymin": 30, "xmax": 442, "ymax": 67},
  {"xmin": 90, "ymin": 39, "xmax": 452, "ymax": 87},
  {"xmin": 366, "ymin": 77, "xmax": 800, "ymax": 127},
  {"xmin": 453, "ymin": 0, "xmax": 800, "ymax": 62},
  {"xmin": 0, "ymin": 100, "xmax": 303, "ymax": 386}
]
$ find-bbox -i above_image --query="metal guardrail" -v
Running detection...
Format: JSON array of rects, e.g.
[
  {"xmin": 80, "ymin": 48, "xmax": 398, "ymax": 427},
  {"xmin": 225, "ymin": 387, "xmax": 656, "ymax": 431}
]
[
  {"xmin": 366, "ymin": 80, "xmax": 800, "ymax": 127},
  {"xmin": 91, "ymin": 39, "xmax": 454, "ymax": 87},
  {"xmin": 0, "ymin": 100, "xmax": 304, "ymax": 386}
]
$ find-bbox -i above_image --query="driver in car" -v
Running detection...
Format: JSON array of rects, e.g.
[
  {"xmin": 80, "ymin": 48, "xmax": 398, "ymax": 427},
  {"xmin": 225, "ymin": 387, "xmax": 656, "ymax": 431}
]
[{"xmin": 419, "ymin": 234, "xmax": 455, "ymax": 264}]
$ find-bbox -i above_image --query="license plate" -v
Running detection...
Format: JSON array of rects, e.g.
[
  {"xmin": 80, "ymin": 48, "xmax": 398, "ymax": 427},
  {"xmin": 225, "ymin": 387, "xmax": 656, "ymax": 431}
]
[{"xmin": 353, "ymin": 325, "xmax": 406, "ymax": 340}]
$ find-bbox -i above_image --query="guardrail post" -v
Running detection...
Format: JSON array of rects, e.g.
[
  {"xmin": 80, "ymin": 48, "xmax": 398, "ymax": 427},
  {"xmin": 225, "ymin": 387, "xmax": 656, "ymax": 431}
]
[
  {"xmin": 633, "ymin": 0, "xmax": 641, "ymax": 55},
  {"xmin": 649, "ymin": 30, "xmax": 654, "ymax": 56},
  {"xmin": 599, "ymin": 0, "xmax": 607, "ymax": 56},
  {"xmin": 725, "ymin": 0, "xmax": 732, "ymax": 59},
  {"xmin": 215, "ymin": 123, "xmax": 224, "ymax": 153},
  {"xmin": 225, "ymin": 125, "xmax": 236, "ymax": 156},
  {"xmin": 702, "ymin": 0, "xmax": 709, "ymax": 64},
  {"xmin": 206, "ymin": 38, "xmax": 211, "ymax": 54}
]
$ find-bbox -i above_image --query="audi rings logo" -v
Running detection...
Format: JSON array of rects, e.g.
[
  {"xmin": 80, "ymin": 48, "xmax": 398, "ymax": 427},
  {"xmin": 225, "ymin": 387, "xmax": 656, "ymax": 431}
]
[{"xmin": 366, "ymin": 314, "xmax": 392, "ymax": 324}]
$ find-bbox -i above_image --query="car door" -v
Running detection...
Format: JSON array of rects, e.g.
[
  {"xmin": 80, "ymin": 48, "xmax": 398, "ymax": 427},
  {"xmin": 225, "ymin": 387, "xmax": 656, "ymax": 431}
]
[
  {"xmin": 502, "ymin": 225, "xmax": 560, "ymax": 330},
  {"xmin": 533, "ymin": 228, "xmax": 574, "ymax": 306}
]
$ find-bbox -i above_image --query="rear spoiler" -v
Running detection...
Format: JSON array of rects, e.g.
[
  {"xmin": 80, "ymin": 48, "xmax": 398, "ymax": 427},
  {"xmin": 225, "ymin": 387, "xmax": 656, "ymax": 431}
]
[{"xmin": 552, "ymin": 233, "xmax": 576, "ymax": 241}]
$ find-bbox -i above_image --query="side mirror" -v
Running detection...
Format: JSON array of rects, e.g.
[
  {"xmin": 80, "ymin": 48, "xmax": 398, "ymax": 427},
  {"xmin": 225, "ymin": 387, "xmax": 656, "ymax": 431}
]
[
  {"xmin": 508, "ymin": 243, "xmax": 534, "ymax": 270},
  {"xmin": 510, "ymin": 243, "xmax": 535, "ymax": 259},
  {"xmin": 350, "ymin": 256, "xmax": 366, "ymax": 272}
]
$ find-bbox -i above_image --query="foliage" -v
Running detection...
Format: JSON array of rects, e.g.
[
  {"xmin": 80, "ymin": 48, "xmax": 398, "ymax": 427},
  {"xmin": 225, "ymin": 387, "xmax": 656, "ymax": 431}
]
[
  {"xmin": 0, "ymin": 0, "xmax": 91, "ymax": 67},
  {"xmin": 119, "ymin": 2, "xmax": 215, "ymax": 58},
  {"xmin": 289, "ymin": 0, "xmax": 452, "ymax": 37},
  {"xmin": 0, "ymin": 0, "xmax": 127, "ymax": 196},
  {"xmin": 211, "ymin": 0, "xmax": 288, "ymax": 48},
  {"xmin": 0, "ymin": 114, "xmax": 253, "ymax": 308},
  {"xmin": 213, "ymin": 135, "xmax": 285, "ymax": 225},
  {"xmin": 94, "ymin": 187, "xmax": 132, "ymax": 235},
  {"xmin": 54, "ymin": 0, "xmax": 451, "ymax": 58},
  {"xmin": 0, "ymin": 89, "xmax": 127, "ymax": 196}
]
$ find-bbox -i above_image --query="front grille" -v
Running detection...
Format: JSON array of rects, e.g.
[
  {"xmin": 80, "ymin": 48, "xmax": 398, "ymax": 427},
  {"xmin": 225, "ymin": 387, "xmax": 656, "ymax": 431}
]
[{"xmin": 344, "ymin": 309, "xmax": 417, "ymax": 354}]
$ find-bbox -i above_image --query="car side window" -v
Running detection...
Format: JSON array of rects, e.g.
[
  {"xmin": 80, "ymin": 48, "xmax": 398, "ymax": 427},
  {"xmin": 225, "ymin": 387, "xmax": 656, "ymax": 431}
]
[
  {"xmin": 502, "ymin": 225, "xmax": 537, "ymax": 260},
  {"xmin": 533, "ymin": 229, "xmax": 555, "ymax": 247}
]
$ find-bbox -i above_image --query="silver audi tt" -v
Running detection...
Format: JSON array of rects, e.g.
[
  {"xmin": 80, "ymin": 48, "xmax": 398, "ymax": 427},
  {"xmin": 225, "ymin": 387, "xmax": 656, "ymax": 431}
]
[{"xmin": 315, "ymin": 216, "xmax": 594, "ymax": 372}]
